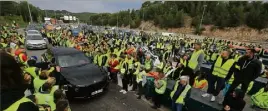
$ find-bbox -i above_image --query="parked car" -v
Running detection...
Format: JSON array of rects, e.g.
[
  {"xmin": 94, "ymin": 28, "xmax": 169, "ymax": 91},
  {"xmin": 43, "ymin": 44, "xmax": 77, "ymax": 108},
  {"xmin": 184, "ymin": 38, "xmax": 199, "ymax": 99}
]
[
  {"xmin": 25, "ymin": 34, "xmax": 47, "ymax": 50},
  {"xmin": 41, "ymin": 47, "xmax": 109, "ymax": 99}
]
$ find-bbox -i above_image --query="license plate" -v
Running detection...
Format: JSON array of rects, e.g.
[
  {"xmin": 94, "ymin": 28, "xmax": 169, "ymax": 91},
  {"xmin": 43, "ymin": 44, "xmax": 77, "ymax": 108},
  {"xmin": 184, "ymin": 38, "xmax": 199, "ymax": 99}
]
[{"xmin": 91, "ymin": 89, "xmax": 103, "ymax": 95}]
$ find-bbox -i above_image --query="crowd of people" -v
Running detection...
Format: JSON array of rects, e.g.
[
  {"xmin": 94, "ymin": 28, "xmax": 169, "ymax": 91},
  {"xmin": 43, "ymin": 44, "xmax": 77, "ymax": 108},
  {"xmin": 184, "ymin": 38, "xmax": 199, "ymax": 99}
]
[{"xmin": 1, "ymin": 22, "xmax": 268, "ymax": 111}]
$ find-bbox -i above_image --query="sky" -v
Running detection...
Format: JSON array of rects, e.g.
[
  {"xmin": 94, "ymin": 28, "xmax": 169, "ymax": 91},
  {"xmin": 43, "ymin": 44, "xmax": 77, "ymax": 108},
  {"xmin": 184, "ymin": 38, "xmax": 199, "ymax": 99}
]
[{"xmin": 29, "ymin": 0, "xmax": 143, "ymax": 13}]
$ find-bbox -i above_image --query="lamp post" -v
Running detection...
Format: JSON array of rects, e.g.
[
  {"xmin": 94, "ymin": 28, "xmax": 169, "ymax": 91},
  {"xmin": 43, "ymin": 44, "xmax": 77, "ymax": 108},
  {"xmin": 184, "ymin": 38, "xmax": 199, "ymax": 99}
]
[
  {"xmin": 27, "ymin": 1, "xmax": 33, "ymax": 23},
  {"xmin": 199, "ymin": 5, "xmax": 207, "ymax": 32}
]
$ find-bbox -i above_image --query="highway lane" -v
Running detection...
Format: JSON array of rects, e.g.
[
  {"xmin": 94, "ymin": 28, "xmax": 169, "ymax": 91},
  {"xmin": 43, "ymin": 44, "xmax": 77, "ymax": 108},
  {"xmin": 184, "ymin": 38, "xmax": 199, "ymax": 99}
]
[{"xmin": 26, "ymin": 49, "xmax": 159, "ymax": 111}]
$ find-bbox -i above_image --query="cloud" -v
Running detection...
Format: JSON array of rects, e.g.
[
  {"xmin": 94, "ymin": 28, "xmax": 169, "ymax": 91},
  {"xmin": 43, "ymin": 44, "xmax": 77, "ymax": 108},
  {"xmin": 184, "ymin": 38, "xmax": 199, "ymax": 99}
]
[{"xmin": 29, "ymin": 0, "xmax": 143, "ymax": 13}]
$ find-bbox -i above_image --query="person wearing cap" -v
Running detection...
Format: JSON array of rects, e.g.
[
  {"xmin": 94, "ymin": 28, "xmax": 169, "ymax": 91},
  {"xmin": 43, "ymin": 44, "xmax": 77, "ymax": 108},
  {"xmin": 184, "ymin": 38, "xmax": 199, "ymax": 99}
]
[
  {"xmin": 151, "ymin": 71, "xmax": 167, "ymax": 109},
  {"xmin": 170, "ymin": 76, "xmax": 191, "ymax": 111},
  {"xmin": 225, "ymin": 49, "xmax": 262, "ymax": 99},
  {"xmin": 202, "ymin": 50, "xmax": 235, "ymax": 102}
]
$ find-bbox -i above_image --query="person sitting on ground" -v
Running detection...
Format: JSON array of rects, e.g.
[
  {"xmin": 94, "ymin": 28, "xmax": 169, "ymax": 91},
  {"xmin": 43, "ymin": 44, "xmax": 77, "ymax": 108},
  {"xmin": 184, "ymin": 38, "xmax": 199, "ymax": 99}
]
[
  {"xmin": 222, "ymin": 89, "xmax": 246, "ymax": 111},
  {"xmin": 251, "ymin": 82, "xmax": 268, "ymax": 110},
  {"xmin": 193, "ymin": 71, "xmax": 208, "ymax": 91},
  {"xmin": 1, "ymin": 51, "xmax": 39, "ymax": 111}
]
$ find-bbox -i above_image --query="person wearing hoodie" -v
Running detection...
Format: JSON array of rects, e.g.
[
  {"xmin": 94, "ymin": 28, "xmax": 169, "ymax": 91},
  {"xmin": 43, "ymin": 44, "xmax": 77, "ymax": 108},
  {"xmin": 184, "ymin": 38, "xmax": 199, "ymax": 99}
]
[
  {"xmin": 1, "ymin": 51, "xmax": 39, "ymax": 111},
  {"xmin": 225, "ymin": 49, "xmax": 262, "ymax": 98},
  {"xmin": 251, "ymin": 82, "xmax": 268, "ymax": 110},
  {"xmin": 222, "ymin": 89, "xmax": 246, "ymax": 111}
]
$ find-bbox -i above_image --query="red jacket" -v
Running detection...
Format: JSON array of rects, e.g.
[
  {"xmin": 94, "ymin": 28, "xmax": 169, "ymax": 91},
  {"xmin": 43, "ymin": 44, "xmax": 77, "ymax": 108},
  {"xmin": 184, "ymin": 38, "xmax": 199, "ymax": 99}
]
[{"xmin": 109, "ymin": 59, "xmax": 119, "ymax": 73}]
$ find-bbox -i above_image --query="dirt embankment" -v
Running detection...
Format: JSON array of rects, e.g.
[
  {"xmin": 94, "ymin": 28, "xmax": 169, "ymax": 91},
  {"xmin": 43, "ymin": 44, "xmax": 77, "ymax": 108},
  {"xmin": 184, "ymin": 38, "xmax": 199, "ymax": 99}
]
[{"xmin": 135, "ymin": 19, "xmax": 268, "ymax": 48}]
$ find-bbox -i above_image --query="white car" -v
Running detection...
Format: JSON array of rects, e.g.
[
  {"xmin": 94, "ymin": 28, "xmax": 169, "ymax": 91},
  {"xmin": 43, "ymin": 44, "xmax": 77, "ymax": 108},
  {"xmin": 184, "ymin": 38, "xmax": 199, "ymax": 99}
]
[{"xmin": 25, "ymin": 34, "xmax": 47, "ymax": 50}]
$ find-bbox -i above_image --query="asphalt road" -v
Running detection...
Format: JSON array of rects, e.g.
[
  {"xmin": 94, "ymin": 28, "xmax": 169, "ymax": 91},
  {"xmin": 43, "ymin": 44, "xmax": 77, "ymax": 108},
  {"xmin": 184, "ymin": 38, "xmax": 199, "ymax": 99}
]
[{"xmin": 26, "ymin": 49, "xmax": 158, "ymax": 111}]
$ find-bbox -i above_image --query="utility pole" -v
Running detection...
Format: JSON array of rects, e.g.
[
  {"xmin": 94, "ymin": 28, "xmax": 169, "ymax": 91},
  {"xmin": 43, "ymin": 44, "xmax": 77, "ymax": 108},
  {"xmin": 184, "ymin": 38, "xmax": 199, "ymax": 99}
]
[
  {"xmin": 54, "ymin": 10, "xmax": 57, "ymax": 18},
  {"xmin": 27, "ymin": 1, "xmax": 33, "ymax": 23},
  {"xmin": 117, "ymin": 15, "xmax": 118, "ymax": 30},
  {"xmin": 129, "ymin": 11, "xmax": 131, "ymax": 29},
  {"xmin": 199, "ymin": 4, "xmax": 207, "ymax": 32},
  {"xmin": 142, "ymin": 9, "xmax": 145, "ymax": 31}
]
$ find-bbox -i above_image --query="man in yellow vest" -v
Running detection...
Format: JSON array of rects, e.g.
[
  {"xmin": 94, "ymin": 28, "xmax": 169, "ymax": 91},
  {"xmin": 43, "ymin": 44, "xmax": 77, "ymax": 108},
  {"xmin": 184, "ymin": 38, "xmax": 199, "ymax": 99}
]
[
  {"xmin": 144, "ymin": 55, "xmax": 153, "ymax": 72},
  {"xmin": 131, "ymin": 57, "xmax": 141, "ymax": 91},
  {"xmin": 151, "ymin": 72, "xmax": 167, "ymax": 109},
  {"xmin": 119, "ymin": 55, "xmax": 129, "ymax": 94},
  {"xmin": 25, "ymin": 60, "xmax": 39, "ymax": 79},
  {"xmin": 187, "ymin": 42, "xmax": 204, "ymax": 85},
  {"xmin": 35, "ymin": 82, "xmax": 55, "ymax": 111},
  {"xmin": 202, "ymin": 50, "xmax": 235, "ymax": 102},
  {"xmin": 170, "ymin": 76, "xmax": 191, "ymax": 111}
]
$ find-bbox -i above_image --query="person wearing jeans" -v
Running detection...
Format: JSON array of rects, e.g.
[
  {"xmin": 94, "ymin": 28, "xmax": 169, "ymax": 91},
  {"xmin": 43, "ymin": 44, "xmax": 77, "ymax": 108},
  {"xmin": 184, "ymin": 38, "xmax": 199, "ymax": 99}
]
[
  {"xmin": 202, "ymin": 50, "xmax": 235, "ymax": 102},
  {"xmin": 170, "ymin": 76, "xmax": 191, "ymax": 111}
]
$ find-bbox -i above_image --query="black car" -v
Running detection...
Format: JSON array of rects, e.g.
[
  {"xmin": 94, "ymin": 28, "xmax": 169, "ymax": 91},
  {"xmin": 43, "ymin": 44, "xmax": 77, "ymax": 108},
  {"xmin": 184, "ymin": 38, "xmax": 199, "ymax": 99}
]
[{"xmin": 41, "ymin": 47, "xmax": 109, "ymax": 99}]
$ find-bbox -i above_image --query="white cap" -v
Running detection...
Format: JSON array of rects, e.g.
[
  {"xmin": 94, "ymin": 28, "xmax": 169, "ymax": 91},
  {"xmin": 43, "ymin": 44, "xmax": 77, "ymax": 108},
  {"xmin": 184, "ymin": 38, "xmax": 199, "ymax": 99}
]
[{"xmin": 180, "ymin": 76, "xmax": 189, "ymax": 81}]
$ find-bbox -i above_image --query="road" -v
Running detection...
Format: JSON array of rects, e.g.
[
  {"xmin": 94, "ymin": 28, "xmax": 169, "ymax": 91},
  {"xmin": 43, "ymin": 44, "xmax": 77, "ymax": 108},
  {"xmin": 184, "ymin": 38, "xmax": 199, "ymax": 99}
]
[{"xmin": 26, "ymin": 49, "xmax": 158, "ymax": 111}]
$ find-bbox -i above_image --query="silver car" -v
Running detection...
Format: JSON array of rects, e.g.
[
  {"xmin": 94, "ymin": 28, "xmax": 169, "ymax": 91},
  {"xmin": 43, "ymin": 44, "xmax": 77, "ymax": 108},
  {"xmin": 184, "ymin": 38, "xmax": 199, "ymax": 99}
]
[
  {"xmin": 25, "ymin": 35, "xmax": 47, "ymax": 50},
  {"xmin": 25, "ymin": 30, "xmax": 41, "ymax": 36}
]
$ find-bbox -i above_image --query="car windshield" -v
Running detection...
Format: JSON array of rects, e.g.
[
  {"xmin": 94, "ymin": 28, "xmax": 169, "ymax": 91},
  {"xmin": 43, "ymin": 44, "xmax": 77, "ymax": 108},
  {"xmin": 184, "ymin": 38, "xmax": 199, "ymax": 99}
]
[
  {"xmin": 27, "ymin": 35, "xmax": 43, "ymax": 40},
  {"xmin": 28, "ymin": 31, "xmax": 39, "ymax": 34},
  {"xmin": 57, "ymin": 53, "xmax": 90, "ymax": 67}
]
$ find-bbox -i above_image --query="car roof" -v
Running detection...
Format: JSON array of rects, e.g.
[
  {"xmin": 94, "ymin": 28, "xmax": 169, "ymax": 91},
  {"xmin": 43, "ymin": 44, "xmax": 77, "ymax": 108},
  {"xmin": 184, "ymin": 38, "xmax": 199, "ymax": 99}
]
[{"xmin": 51, "ymin": 47, "xmax": 82, "ymax": 56}]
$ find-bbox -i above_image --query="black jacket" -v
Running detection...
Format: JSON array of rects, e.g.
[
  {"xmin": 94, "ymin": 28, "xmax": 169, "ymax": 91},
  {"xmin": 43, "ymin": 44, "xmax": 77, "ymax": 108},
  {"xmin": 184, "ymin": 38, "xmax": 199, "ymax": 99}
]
[
  {"xmin": 1, "ymin": 89, "xmax": 39, "ymax": 111},
  {"xmin": 225, "ymin": 56, "xmax": 262, "ymax": 82},
  {"xmin": 222, "ymin": 89, "xmax": 246, "ymax": 111}
]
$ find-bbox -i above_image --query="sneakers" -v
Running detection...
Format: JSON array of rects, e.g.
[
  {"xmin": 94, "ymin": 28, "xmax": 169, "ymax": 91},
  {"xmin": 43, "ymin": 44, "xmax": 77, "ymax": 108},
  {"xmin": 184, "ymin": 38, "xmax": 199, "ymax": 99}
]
[
  {"xmin": 120, "ymin": 90, "xmax": 124, "ymax": 92},
  {"xmin": 210, "ymin": 96, "xmax": 216, "ymax": 102},
  {"xmin": 122, "ymin": 90, "xmax": 127, "ymax": 94},
  {"xmin": 202, "ymin": 93, "xmax": 210, "ymax": 98}
]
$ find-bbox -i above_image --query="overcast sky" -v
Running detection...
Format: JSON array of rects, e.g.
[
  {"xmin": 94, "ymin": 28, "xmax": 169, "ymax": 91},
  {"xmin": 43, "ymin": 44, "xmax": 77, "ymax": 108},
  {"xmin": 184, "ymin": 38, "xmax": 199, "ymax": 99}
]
[{"xmin": 29, "ymin": 0, "xmax": 143, "ymax": 13}]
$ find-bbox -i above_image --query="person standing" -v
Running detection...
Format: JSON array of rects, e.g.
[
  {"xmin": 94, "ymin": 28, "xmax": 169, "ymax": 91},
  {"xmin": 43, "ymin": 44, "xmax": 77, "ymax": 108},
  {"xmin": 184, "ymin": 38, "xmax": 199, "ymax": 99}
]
[
  {"xmin": 187, "ymin": 42, "xmax": 204, "ymax": 85},
  {"xmin": 119, "ymin": 55, "xmax": 129, "ymax": 94},
  {"xmin": 170, "ymin": 76, "xmax": 192, "ymax": 111},
  {"xmin": 202, "ymin": 50, "xmax": 235, "ymax": 102},
  {"xmin": 108, "ymin": 54, "xmax": 119, "ymax": 84},
  {"xmin": 225, "ymin": 49, "xmax": 262, "ymax": 99},
  {"xmin": 151, "ymin": 72, "xmax": 167, "ymax": 109}
]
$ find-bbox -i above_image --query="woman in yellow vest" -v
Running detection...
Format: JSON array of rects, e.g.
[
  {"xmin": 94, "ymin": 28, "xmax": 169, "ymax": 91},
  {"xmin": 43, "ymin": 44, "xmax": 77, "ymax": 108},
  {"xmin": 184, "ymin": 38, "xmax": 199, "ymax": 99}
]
[
  {"xmin": 170, "ymin": 76, "xmax": 191, "ymax": 111},
  {"xmin": 1, "ymin": 52, "xmax": 39, "ymax": 111},
  {"xmin": 152, "ymin": 72, "xmax": 167, "ymax": 109}
]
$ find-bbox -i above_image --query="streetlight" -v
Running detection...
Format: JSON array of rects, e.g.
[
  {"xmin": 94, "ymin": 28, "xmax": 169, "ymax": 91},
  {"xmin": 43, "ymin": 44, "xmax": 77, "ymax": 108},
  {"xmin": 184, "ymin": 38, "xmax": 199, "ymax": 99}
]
[
  {"xmin": 199, "ymin": 4, "xmax": 207, "ymax": 32},
  {"xmin": 142, "ymin": 9, "xmax": 145, "ymax": 31},
  {"xmin": 27, "ymin": 0, "xmax": 33, "ymax": 23}
]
